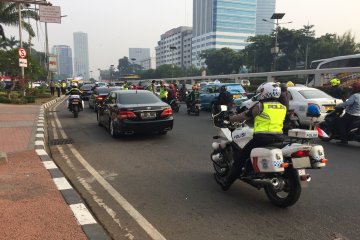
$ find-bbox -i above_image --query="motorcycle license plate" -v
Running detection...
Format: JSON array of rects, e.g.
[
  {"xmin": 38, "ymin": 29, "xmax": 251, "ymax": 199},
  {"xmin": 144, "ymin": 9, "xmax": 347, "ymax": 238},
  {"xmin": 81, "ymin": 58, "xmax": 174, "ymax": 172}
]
[
  {"xmin": 292, "ymin": 157, "xmax": 311, "ymax": 168},
  {"xmin": 141, "ymin": 112, "xmax": 156, "ymax": 119},
  {"xmin": 72, "ymin": 101, "xmax": 79, "ymax": 105}
]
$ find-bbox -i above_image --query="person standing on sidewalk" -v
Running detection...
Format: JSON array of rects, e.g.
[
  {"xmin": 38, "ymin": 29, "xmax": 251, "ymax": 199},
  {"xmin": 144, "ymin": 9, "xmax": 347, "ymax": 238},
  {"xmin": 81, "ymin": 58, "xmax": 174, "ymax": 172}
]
[
  {"xmin": 55, "ymin": 81, "xmax": 61, "ymax": 97},
  {"xmin": 49, "ymin": 80, "xmax": 55, "ymax": 96}
]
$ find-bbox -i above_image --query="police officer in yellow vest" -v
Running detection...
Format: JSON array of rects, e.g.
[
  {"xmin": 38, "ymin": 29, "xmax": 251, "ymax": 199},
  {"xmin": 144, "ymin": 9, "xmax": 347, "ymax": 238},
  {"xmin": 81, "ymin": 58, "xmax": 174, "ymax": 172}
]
[
  {"xmin": 214, "ymin": 82, "xmax": 286, "ymax": 191},
  {"xmin": 123, "ymin": 80, "xmax": 129, "ymax": 90},
  {"xmin": 159, "ymin": 81, "xmax": 168, "ymax": 102}
]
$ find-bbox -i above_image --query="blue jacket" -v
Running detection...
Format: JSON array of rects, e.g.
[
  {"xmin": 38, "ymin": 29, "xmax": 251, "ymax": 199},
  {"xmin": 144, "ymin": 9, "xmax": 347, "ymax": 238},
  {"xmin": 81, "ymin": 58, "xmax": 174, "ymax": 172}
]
[{"xmin": 337, "ymin": 93, "xmax": 360, "ymax": 116}]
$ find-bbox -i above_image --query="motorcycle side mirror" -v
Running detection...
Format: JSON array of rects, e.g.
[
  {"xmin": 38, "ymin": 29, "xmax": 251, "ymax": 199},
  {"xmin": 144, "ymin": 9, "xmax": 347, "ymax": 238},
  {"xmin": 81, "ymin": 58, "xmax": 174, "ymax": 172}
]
[{"xmin": 220, "ymin": 105, "xmax": 228, "ymax": 111}]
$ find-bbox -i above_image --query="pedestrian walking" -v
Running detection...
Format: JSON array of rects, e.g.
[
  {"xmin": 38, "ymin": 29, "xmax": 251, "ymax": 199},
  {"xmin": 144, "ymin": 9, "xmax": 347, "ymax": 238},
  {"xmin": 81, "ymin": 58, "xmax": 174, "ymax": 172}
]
[
  {"xmin": 49, "ymin": 80, "xmax": 55, "ymax": 96},
  {"xmin": 55, "ymin": 80, "xmax": 61, "ymax": 97}
]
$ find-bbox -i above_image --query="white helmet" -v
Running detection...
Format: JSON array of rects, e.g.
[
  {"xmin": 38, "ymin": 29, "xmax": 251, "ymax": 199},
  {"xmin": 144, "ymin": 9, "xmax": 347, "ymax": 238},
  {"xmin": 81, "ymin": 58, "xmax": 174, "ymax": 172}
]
[
  {"xmin": 256, "ymin": 82, "xmax": 281, "ymax": 100},
  {"xmin": 71, "ymin": 82, "xmax": 78, "ymax": 88}
]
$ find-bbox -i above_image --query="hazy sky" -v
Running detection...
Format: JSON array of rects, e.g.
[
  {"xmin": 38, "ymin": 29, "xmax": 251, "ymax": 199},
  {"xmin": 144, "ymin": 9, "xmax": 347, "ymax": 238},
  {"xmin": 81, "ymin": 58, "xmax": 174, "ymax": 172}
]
[{"xmin": 5, "ymin": 0, "xmax": 360, "ymax": 78}]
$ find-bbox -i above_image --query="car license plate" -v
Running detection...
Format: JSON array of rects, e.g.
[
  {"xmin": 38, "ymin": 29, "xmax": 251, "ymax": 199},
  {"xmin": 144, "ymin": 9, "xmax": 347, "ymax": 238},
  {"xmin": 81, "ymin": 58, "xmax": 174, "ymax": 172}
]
[
  {"xmin": 141, "ymin": 112, "xmax": 156, "ymax": 119},
  {"xmin": 325, "ymin": 106, "xmax": 335, "ymax": 111},
  {"xmin": 298, "ymin": 169, "xmax": 306, "ymax": 175},
  {"xmin": 233, "ymin": 94, "xmax": 240, "ymax": 99}
]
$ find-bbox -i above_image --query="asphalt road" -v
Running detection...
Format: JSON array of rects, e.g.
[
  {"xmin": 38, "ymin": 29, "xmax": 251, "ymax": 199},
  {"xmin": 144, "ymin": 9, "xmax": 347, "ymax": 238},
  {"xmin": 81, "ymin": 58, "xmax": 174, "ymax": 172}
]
[{"xmin": 48, "ymin": 100, "xmax": 360, "ymax": 240}]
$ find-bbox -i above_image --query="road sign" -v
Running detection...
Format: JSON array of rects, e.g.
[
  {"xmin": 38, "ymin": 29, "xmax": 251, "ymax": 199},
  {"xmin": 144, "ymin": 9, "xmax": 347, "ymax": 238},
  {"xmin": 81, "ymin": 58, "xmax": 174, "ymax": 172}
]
[
  {"xmin": 39, "ymin": 5, "xmax": 61, "ymax": 23},
  {"xmin": 19, "ymin": 58, "xmax": 28, "ymax": 68},
  {"xmin": 48, "ymin": 55, "xmax": 58, "ymax": 72},
  {"xmin": 18, "ymin": 48, "xmax": 27, "ymax": 59}
]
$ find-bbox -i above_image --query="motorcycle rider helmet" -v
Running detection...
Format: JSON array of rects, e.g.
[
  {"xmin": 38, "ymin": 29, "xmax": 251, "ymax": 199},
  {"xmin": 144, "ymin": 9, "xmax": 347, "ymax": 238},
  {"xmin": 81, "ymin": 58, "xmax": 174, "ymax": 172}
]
[
  {"xmin": 286, "ymin": 81, "xmax": 295, "ymax": 87},
  {"xmin": 71, "ymin": 82, "xmax": 78, "ymax": 88},
  {"xmin": 280, "ymin": 83, "xmax": 287, "ymax": 92},
  {"xmin": 352, "ymin": 82, "xmax": 360, "ymax": 93},
  {"xmin": 330, "ymin": 78, "xmax": 340, "ymax": 86},
  {"xmin": 256, "ymin": 82, "xmax": 281, "ymax": 100}
]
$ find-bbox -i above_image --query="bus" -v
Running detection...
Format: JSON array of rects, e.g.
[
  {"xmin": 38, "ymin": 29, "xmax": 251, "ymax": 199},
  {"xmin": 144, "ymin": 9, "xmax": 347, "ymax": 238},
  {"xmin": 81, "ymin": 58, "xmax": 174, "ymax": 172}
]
[{"xmin": 308, "ymin": 54, "xmax": 360, "ymax": 86}]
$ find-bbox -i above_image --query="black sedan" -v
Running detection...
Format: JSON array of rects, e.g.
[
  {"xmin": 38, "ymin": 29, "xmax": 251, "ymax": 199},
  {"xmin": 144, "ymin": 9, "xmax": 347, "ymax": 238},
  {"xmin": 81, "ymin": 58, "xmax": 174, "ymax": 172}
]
[
  {"xmin": 97, "ymin": 90, "xmax": 174, "ymax": 137},
  {"xmin": 88, "ymin": 87, "xmax": 121, "ymax": 111},
  {"xmin": 80, "ymin": 84, "xmax": 93, "ymax": 101}
]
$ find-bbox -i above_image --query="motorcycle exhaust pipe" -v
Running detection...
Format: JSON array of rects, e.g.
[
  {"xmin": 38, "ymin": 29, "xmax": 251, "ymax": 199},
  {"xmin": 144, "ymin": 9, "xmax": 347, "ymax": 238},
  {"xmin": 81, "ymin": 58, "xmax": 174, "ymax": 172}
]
[
  {"xmin": 211, "ymin": 153, "xmax": 222, "ymax": 162},
  {"xmin": 249, "ymin": 178, "xmax": 280, "ymax": 187}
]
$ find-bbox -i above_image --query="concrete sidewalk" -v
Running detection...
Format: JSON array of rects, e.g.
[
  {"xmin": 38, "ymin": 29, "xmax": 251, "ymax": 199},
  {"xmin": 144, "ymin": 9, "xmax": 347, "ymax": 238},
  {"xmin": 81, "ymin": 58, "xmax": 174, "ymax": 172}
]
[{"xmin": 0, "ymin": 102, "xmax": 104, "ymax": 239}]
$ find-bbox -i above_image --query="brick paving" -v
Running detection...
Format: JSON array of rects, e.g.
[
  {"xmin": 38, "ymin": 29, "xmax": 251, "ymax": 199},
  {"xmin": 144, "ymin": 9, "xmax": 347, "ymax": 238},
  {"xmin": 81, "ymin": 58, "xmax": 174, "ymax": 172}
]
[{"xmin": 0, "ymin": 103, "xmax": 88, "ymax": 240}]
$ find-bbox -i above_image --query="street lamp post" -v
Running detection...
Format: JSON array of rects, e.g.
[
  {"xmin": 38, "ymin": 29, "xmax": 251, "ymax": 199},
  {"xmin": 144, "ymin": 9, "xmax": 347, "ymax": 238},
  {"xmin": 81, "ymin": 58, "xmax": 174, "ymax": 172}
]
[{"xmin": 263, "ymin": 13, "xmax": 292, "ymax": 71}]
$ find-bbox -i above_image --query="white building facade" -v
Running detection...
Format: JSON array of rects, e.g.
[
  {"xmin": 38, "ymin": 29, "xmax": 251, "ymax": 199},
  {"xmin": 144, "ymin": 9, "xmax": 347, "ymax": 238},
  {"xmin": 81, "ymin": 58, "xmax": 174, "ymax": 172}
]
[
  {"xmin": 139, "ymin": 57, "xmax": 156, "ymax": 70},
  {"xmin": 155, "ymin": 26, "xmax": 193, "ymax": 69},
  {"xmin": 256, "ymin": 0, "xmax": 276, "ymax": 35},
  {"xmin": 192, "ymin": 0, "xmax": 257, "ymax": 67},
  {"xmin": 73, "ymin": 32, "xmax": 90, "ymax": 80}
]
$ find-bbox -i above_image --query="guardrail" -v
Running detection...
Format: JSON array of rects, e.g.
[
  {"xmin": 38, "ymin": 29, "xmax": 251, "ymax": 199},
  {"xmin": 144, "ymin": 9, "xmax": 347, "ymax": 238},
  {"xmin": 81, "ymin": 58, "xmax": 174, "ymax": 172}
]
[{"xmin": 154, "ymin": 67, "xmax": 360, "ymax": 86}]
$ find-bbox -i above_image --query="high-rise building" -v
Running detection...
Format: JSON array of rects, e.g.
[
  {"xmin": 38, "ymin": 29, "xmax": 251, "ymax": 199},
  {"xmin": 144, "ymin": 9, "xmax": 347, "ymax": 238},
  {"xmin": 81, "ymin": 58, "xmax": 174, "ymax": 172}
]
[
  {"xmin": 192, "ymin": 0, "xmax": 257, "ymax": 67},
  {"xmin": 139, "ymin": 57, "xmax": 156, "ymax": 70},
  {"xmin": 52, "ymin": 45, "xmax": 73, "ymax": 78},
  {"xmin": 73, "ymin": 32, "xmax": 90, "ymax": 80},
  {"xmin": 129, "ymin": 48, "xmax": 150, "ymax": 66},
  {"xmin": 256, "ymin": 0, "xmax": 276, "ymax": 35},
  {"xmin": 155, "ymin": 26, "xmax": 192, "ymax": 69}
]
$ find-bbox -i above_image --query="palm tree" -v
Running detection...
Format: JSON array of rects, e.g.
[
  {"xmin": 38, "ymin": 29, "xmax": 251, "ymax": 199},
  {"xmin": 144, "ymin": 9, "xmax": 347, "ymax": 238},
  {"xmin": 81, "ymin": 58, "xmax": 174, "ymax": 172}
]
[{"xmin": 0, "ymin": 2, "xmax": 39, "ymax": 38}]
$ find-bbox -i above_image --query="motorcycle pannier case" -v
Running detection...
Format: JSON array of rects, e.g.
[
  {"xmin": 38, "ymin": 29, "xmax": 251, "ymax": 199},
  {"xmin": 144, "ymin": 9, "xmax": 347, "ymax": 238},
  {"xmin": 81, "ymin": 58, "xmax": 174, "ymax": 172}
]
[{"xmin": 250, "ymin": 148, "xmax": 284, "ymax": 173}]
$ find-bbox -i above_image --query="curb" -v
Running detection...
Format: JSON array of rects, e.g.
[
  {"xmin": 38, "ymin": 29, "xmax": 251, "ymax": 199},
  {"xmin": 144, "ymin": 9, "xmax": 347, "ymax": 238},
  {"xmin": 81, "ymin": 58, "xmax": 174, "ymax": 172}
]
[{"xmin": 36, "ymin": 96, "xmax": 108, "ymax": 240}]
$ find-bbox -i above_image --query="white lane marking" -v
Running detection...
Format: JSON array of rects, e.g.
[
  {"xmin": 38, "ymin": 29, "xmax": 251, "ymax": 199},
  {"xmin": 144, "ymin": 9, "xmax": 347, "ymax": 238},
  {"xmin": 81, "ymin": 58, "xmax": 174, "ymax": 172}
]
[
  {"xmin": 70, "ymin": 203, "xmax": 97, "ymax": 225},
  {"xmin": 36, "ymin": 149, "xmax": 48, "ymax": 156},
  {"xmin": 38, "ymin": 119, "xmax": 44, "ymax": 123},
  {"xmin": 53, "ymin": 99, "xmax": 167, "ymax": 240},
  {"xmin": 53, "ymin": 177, "xmax": 72, "ymax": 190},
  {"xmin": 68, "ymin": 145, "xmax": 167, "ymax": 240},
  {"xmin": 43, "ymin": 161, "xmax": 58, "ymax": 170},
  {"xmin": 37, "ymin": 123, "xmax": 44, "ymax": 127},
  {"xmin": 37, "ymin": 128, "xmax": 44, "ymax": 132}
]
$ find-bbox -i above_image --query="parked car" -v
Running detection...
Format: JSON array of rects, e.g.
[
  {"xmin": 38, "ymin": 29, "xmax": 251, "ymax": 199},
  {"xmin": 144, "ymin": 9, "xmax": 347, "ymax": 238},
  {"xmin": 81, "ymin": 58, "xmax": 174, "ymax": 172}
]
[
  {"xmin": 238, "ymin": 85, "xmax": 343, "ymax": 126},
  {"xmin": 199, "ymin": 83, "xmax": 247, "ymax": 110},
  {"xmin": 97, "ymin": 90, "xmax": 174, "ymax": 137},
  {"xmin": 88, "ymin": 87, "xmax": 121, "ymax": 111},
  {"xmin": 80, "ymin": 84, "xmax": 93, "ymax": 101}
]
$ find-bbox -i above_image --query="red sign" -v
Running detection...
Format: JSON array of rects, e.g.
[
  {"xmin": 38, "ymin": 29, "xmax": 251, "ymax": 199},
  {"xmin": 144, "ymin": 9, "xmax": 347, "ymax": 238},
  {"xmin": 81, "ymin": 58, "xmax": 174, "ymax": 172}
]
[{"xmin": 18, "ymin": 48, "xmax": 27, "ymax": 59}]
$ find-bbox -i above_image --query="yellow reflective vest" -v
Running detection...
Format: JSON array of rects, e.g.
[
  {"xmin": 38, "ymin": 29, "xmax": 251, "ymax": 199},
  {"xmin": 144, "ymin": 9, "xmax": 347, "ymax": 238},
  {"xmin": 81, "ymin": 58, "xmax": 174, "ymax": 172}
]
[
  {"xmin": 159, "ymin": 87, "xmax": 168, "ymax": 99},
  {"xmin": 254, "ymin": 102, "xmax": 286, "ymax": 134}
]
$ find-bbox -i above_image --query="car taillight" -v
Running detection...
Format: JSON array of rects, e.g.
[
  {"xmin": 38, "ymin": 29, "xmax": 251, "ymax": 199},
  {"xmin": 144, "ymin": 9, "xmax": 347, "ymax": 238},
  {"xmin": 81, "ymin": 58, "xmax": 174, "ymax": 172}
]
[
  {"xmin": 291, "ymin": 150, "xmax": 309, "ymax": 158},
  {"xmin": 119, "ymin": 111, "xmax": 137, "ymax": 120},
  {"xmin": 161, "ymin": 108, "xmax": 173, "ymax": 117},
  {"xmin": 96, "ymin": 96, "xmax": 104, "ymax": 102}
]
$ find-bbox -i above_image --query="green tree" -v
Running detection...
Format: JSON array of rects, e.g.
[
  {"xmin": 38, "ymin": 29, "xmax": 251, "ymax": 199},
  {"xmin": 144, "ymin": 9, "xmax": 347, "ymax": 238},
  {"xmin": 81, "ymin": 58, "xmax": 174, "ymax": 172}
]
[
  {"xmin": 200, "ymin": 48, "xmax": 242, "ymax": 75},
  {"xmin": 117, "ymin": 56, "xmax": 143, "ymax": 77},
  {"xmin": 0, "ymin": 3, "xmax": 39, "ymax": 37}
]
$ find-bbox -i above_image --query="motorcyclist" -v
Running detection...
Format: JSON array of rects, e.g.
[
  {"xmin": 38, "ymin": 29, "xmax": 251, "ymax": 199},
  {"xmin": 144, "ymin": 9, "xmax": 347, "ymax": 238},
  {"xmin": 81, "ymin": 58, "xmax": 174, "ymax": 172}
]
[
  {"xmin": 167, "ymin": 83, "xmax": 177, "ymax": 103},
  {"xmin": 159, "ymin": 81, "xmax": 168, "ymax": 102},
  {"xmin": 335, "ymin": 82, "xmax": 360, "ymax": 145},
  {"xmin": 186, "ymin": 84, "xmax": 200, "ymax": 109},
  {"xmin": 214, "ymin": 85, "xmax": 233, "ymax": 113},
  {"xmin": 123, "ymin": 80, "xmax": 129, "ymax": 90},
  {"xmin": 329, "ymin": 78, "xmax": 344, "ymax": 100},
  {"xmin": 214, "ymin": 82, "xmax": 286, "ymax": 191},
  {"xmin": 65, "ymin": 83, "xmax": 84, "ymax": 109},
  {"xmin": 179, "ymin": 83, "xmax": 188, "ymax": 101}
]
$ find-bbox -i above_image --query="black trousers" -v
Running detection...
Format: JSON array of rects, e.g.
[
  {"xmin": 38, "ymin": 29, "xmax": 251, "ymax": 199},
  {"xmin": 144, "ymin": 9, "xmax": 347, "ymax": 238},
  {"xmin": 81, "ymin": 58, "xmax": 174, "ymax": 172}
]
[
  {"xmin": 339, "ymin": 113, "xmax": 360, "ymax": 142},
  {"xmin": 224, "ymin": 133, "xmax": 284, "ymax": 187},
  {"xmin": 50, "ymin": 87, "xmax": 55, "ymax": 96}
]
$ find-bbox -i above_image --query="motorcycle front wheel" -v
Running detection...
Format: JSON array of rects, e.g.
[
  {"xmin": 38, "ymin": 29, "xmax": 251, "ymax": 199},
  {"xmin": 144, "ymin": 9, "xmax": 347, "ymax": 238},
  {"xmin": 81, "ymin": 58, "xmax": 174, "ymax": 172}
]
[{"xmin": 264, "ymin": 168, "xmax": 301, "ymax": 208}]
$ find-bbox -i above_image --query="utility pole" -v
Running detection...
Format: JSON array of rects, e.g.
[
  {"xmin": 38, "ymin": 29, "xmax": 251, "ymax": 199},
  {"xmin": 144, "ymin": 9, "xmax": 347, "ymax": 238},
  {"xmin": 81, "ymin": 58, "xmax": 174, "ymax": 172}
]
[{"xmin": 18, "ymin": 3, "xmax": 24, "ymax": 81}]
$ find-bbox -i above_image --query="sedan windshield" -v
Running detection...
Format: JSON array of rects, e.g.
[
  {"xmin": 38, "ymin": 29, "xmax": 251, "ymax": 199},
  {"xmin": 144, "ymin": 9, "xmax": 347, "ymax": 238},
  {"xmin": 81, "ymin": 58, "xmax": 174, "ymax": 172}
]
[
  {"xmin": 298, "ymin": 89, "xmax": 333, "ymax": 99},
  {"xmin": 117, "ymin": 92, "xmax": 162, "ymax": 104}
]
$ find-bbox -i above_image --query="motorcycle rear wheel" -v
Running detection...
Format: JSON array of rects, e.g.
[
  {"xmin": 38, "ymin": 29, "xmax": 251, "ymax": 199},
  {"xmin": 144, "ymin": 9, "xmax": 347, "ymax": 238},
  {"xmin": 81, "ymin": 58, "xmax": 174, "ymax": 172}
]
[
  {"xmin": 264, "ymin": 168, "xmax": 301, "ymax": 208},
  {"xmin": 73, "ymin": 106, "xmax": 79, "ymax": 118}
]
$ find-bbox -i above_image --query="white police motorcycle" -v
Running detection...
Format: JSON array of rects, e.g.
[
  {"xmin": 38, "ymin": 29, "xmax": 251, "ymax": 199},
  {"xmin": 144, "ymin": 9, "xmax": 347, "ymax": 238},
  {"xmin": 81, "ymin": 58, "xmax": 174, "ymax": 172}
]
[{"xmin": 211, "ymin": 105, "xmax": 327, "ymax": 207}]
